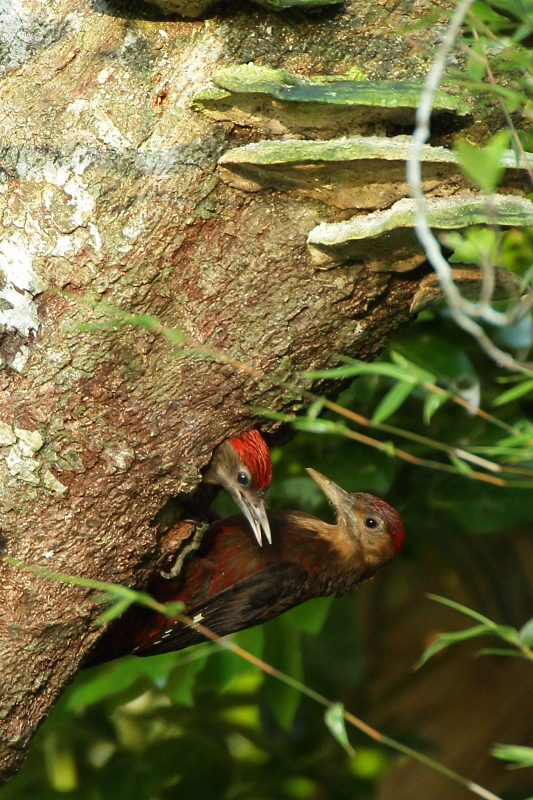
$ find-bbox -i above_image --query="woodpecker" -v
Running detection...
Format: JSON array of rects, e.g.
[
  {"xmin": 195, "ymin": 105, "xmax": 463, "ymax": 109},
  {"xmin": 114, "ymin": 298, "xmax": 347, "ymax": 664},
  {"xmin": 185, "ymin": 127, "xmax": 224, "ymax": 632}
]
[
  {"xmin": 203, "ymin": 429, "xmax": 273, "ymax": 546},
  {"xmin": 86, "ymin": 469, "xmax": 404, "ymax": 666}
]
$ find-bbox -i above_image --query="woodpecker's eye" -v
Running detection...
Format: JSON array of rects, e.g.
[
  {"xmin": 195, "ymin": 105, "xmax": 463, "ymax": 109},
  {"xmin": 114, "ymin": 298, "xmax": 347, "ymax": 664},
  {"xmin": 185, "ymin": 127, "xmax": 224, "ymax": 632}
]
[
  {"xmin": 237, "ymin": 471, "xmax": 250, "ymax": 487},
  {"xmin": 365, "ymin": 516, "xmax": 379, "ymax": 529}
]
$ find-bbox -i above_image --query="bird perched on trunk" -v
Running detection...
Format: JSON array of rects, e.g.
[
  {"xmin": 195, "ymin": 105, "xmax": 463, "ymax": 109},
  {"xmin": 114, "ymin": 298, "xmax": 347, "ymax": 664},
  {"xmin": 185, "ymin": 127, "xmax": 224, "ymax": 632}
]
[
  {"xmin": 86, "ymin": 469, "xmax": 404, "ymax": 666},
  {"xmin": 203, "ymin": 429, "xmax": 272, "ymax": 546}
]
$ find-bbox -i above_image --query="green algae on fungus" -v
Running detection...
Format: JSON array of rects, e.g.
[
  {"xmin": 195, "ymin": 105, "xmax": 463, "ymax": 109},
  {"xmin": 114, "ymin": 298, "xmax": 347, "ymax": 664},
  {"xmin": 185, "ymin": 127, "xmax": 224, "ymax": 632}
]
[
  {"xmin": 218, "ymin": 137, "xmax": 533, "ymax": 210},
  {"xmin": 307, "ymin": 194, "xmax": 533, "ymax": 270},
  {"xmin": 193, "ymin": 65, "xmax": 469, "ymax": 139},
  {"xmin": 211, "ymin": 65, "xmax": 467, "ymax": 112},
  {"xmin": 146, "ymin": 0, "xmax": 340, "ymax": 12},
  {"xmin": 253, "ymin": 0, "xmax": 342, "ymax": 7},
  {"xmin": 144, "ymin": 0, "xmax": 218, "ymax": 16},
  {"xmin": 218, "ymin": 136, "xmax": 465, "ymax": 210}
]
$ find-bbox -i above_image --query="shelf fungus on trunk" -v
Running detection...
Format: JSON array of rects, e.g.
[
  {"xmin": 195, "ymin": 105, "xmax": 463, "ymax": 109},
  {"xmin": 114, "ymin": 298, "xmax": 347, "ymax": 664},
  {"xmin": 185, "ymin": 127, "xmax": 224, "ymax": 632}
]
[
  {"xmin": 306, "ymin": 194, "xmax": 533, "ymax": 271},
  {"xmin": 217, "ymin": 137, "xmax": 470, "ymax": 210},
  {"xmin": 193, "ymin": 65, "xmax": 469, "ymax": 139},
  {"xmin": 143, "ymin": 0, "xmax": 340, "ymax": 17},
  {"xmin": 217, "ymin": 137, "xmax": 533, "ymax": 212}
]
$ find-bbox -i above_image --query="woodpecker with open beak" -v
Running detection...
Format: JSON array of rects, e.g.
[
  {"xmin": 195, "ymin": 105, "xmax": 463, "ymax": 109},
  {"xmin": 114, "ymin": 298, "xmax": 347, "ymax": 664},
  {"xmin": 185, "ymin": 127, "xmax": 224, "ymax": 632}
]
[
  {"xmin": 86, "ymin": 469, "xmax": 404, "ymax": 666},
  {"xmin": 203, "ymin": 429, "xmax": 273, "ymax": 546}
]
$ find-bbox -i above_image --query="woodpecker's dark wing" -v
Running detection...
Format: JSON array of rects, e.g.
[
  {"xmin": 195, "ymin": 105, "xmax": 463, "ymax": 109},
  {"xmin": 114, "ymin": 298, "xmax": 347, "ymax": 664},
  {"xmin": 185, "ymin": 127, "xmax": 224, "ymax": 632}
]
[{"xmin": 132, "ymin": 561, "xmax": 309, "ymax": 657}]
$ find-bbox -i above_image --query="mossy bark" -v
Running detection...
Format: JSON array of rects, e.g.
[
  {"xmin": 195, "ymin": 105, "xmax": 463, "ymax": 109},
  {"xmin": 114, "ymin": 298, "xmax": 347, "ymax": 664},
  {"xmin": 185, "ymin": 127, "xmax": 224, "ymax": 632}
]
[{"xmin": 0, "ymin": 0, "xmax": 481, "ymax": 783}]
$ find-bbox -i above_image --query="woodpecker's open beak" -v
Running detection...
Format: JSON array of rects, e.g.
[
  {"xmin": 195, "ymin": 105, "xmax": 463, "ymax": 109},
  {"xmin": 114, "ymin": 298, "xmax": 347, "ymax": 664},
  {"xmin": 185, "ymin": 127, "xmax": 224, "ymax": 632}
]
[
  {"xmin": 235, "ymin": 489, "xmax": 272, "ymax": 547},
  {"xmin": 306, "ymin": 468, "xmax": 355, "ymax": 519}
]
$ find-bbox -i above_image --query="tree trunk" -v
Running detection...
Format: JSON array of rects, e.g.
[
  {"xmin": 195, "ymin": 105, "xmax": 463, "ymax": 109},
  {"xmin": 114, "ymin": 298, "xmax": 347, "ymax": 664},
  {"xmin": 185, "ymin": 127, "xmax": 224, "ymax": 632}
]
[{"xmin": 0, "ymin": 0, "xmax": 452, "ymax": 783}]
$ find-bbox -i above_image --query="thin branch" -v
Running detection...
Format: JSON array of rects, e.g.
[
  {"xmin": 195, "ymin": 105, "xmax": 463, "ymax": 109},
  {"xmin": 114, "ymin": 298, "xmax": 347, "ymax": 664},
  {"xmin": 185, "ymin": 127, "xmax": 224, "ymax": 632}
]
[
  {"xmin": 467, "ymin": 27, "xmax": 533, "ymax": 190},
  {"xmin": 338, "ymin": 424, "xmax": 507, "ymax": 485},
  {"xmin": 3, "ymin": 554, "xmax": 502, "ymax": 800},
  {"xmin": 78, "ymin": 308, "xmax": 533, "ymax": 482},
  {"xmin": 180, "ymin": 611, "xmax": 502, "ymax": 800},
  {"xmin": 406, "ymin": 0, "xmax": 533, "ymax": 375},
  {"xmin": 323, "ymin": 400, "xmax": 533, "ymax": 479},
  {"xmin": 187, "ymin": 343, "xmax": 528, "ymax": 482}
]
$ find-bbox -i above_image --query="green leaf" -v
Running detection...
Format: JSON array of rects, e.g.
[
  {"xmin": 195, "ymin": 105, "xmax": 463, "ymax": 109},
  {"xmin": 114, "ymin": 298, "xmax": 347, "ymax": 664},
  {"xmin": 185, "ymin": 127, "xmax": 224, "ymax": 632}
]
[
  {"xmin": 466, "ymin": 42, "xmax": 487, "ymax": 82},
  {"xmin": 492, "ymin": 379, "xmax": 533, "ymax": 406},
  {"xmin": 492, "ymin": 743, "xmax": 533, "ymax": 768},
  {"xmin": 423, "ymin": 391, "xmax": 451, "ymax": 424},
  {"xmin": 393, "ymin": 332, "xmax": 476, "ymax": 389},
  {"xmin": 286, "ymin": 596, "xmax": 334, "ymax": 634},
  {"xmin": 415, "ymin": 624, "xmax": 491, "ymax": 669},
  {"xmin": 220, "ymin": 704, "xmax": 260, "ymax": 729},
  {"xmin": 449, "ymin": 452, "xmax": 474, "ymax": 474},
  {"xmin": 372, "ymin": 380, "xmax": 414, "ymax": 424},
  {"xmin": 67, "ymin": 659, "xmax": 146, "ymax": 709},
  {"xmin": 251, "ymin": 407, "xmax": 296, "ymax": 423},
  {"xmin": 489, "ymin": 0, "xmax": 533, "ymax": 25},
  {"xmin": 383, "ymin": 440, "xmax": 396, "ymax": 457},
  {"xmin": 205, "ymin": 627, "xmax": 265, "ymax": 693},
  {"xmin": 455, "ymin": 129, "xmax": 510, "ymax": 194},
  {"xmin": 400, "ymin": 11, "xmax": 443, "ymax": 32},
  {"xmin": 168, "ymin": 653, "xmax": 210, "ymax": 706},
  {"xmin": 427, "ymin": 595, "xmax": 520, "ymax": 645},
  {"xmin": 95, "ymin": 597, "xmax": 134, "ymax": 625},
  {"xmin": 222, "ymin": 668, "xmax": 264, "ymax": 695},
  {"xmin": 43, "ymin": 734, "xmax": 78, "ymax": 792},
  {"xmin": 519, "ymin": 617, "xmax": 533, "ymax": 647},
  {"xmin": 389, "ymin": 351, "xmax": 436, "ymax": 383},
  {"xmin": 293, "ymin": 418, "xmax": 343, "ymax": 435},
  {"xmin": 307, "ymin": 398, "xmax": 326, "ymax": 419},
  {"xmin": 69, "ymin": 650, "xmax": 196, "ymax": 709},
  {"xmin": 468, "ymin": 0, "xmax": 511, "ymax": 22},
  {"xmin": 476, "ymin": 648, "xmax": 530, "ymax": 659},
  {"xmin": 324, "ymin": 703, "xmax": 355, "ymax": 757},
  {"xmin": 348, "ymin": 748, "xmax": 389, "ymax": 779},
  {"xmin": 263, "ymin": 616, "xmax": 302, "ymax": 730},
  {"xmin": 303, "ymin": 361, "xmax": 420, "ymax": 384},
  {"xmin": 164, "ymin": 601, "xmax": 186, "ymax": 617},
  {"xmin": 444, "ymin": 227, "xmax": 499, "ymax": 267}
]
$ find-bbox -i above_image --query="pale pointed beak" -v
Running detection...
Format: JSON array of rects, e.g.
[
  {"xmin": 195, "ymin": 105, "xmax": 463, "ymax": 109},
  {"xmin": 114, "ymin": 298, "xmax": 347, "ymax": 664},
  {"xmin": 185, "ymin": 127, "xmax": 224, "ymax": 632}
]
[
  {"xmin": 306, "ymin": 468, "xmax": 355, "ymax": 515},
  {"xmin": 237, "ymin": 490, "xmax": 272, "ymax": 546}
]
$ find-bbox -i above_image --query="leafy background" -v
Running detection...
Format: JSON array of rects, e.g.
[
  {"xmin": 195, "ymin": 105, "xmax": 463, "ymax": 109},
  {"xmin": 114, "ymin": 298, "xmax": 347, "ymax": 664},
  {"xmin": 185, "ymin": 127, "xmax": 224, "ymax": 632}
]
[
  {"xmin": 5, "ymin": 0, "xmax": 533, "ymax": 798},
  {"xmin": 6, "ymin": 291, "xmax": 533, "ymax": 799}
]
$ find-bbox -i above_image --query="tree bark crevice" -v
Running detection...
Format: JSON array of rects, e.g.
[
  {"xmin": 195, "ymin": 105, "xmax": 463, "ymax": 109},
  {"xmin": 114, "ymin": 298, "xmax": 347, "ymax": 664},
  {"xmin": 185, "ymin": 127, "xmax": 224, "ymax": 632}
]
[{"xmin": 0, "ymin": 0, "xmax": 470, "ymax": 782}]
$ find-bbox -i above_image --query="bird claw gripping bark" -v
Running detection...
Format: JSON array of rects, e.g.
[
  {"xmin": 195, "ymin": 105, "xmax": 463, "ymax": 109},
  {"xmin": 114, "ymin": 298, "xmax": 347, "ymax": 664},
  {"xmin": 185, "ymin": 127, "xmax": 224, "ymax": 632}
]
[{"xmin": 160, "ymin": 518, "xmax": 210, "ymax": 579}]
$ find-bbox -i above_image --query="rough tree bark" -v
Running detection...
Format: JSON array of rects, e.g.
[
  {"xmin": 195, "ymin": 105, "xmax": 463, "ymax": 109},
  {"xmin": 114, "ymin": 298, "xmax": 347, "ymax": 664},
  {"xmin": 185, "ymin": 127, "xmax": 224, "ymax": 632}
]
[{"xmin": 0, "ymin": 0, "xmax": 463, "ymax": 783}]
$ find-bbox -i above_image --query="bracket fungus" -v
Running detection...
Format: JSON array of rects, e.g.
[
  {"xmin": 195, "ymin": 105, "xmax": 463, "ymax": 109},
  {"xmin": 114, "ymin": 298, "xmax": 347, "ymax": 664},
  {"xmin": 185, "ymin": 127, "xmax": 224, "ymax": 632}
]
[
  {"xmin": 253, "ymin": 0, "xmax": 343, "ymax": 7},
  {"xmin": 218, "ymin": 138, "xmax": 533, "ymax": 211},
  {"xmin": 144, "ymin": 0, "xmax": 340, "ymax": 16},
  {"xmin": 219, "ymin": 137, "xmax": 466, "ymax": 210},
  {"xmin": 193, "ymin": 65, "xmax": 469, "ymax": 139},
  {"xmin": 195, "ymin": 63, "xmax": 532, "ymax": 318},
  {"xmin": 307, "ymin": 194, "xmax": 533, "ymax": 270},
  {"xmin": 143, "ymin": 0, "xmax": 218, "ymax": 15}
]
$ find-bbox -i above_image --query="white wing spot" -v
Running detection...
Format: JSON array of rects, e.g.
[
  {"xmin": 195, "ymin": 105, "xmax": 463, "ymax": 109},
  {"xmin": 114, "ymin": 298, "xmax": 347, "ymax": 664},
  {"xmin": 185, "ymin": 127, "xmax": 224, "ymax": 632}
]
[{"xmin": 192, "ymin": 613, "xmax": 204, "ymax": 623}]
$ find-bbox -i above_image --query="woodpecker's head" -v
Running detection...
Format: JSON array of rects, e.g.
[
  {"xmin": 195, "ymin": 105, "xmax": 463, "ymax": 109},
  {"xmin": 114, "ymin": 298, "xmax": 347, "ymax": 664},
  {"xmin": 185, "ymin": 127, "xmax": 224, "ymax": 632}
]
[
  {"xmin": 204, "ymin": 430, "xmax": 273, "ymax": 546},
  {"xmin": 306, "ymin": 468, "xmax": 404, "ymax": 567}
]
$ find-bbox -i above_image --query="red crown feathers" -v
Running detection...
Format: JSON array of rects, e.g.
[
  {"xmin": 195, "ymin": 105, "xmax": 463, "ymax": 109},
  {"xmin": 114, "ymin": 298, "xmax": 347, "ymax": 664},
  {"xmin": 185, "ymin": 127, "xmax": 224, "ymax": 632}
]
[
  {"xmin": 367, "ymin": 495, "xmax": 405, "ymax": 553},
  {"xmin": 229, "ymin": 430, "xmax": 272, "ymax": 490}
]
